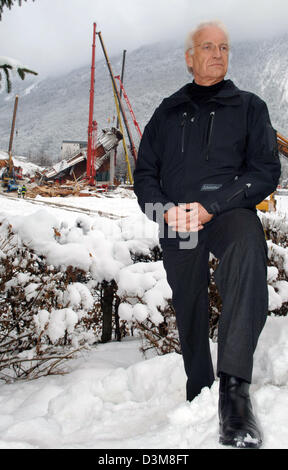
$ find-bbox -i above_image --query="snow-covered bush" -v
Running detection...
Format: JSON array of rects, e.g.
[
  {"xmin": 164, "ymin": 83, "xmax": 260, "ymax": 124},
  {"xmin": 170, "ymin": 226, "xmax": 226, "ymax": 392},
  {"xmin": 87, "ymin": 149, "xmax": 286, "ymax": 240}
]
[
  {"xmin": 115, "ymin": 220, "xmax": 288, "ymax": 356},
  {"xmin": 0, "ymin": 210, "xmax": 163, "ymax": 381},
  {"xmin": 0, "ymin": 221, "xmax": 100, "ymax": 381},
  {"xmin": 259, "ymin": 211, "xmax": 288, "ymax": 248},
  {"xmin": 259, "ymin": 211, "xmax": 288, "ymax": 315},
  {"xmin": 0, "ymin": 204, "xmax": 287, "ymax": 382}
]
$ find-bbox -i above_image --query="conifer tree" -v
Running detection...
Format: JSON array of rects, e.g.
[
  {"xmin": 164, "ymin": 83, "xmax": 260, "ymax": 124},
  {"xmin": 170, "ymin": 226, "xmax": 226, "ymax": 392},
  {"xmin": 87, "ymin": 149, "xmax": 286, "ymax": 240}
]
[
  {"xmin": 0, "ymin": 60, "xmax": 38, "ymax": 92},
  {"xmin": 0, "ymin": 0, "xmax": 34, "ymax": 20},
  {"xmin": 0, "ymin": 0, "xmax": 37, "ymax": 92}
]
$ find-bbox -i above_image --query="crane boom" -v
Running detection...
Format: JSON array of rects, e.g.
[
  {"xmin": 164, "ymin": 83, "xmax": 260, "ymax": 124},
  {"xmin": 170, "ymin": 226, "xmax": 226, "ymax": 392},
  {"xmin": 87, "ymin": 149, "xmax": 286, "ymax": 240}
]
[
  {"xmin": 277, "ymin": 132, "xmax": 288, "ymax": 159},
  {"xmin": 87, "ymin": 22, "xmax": 97, "ymax": 185},
  {"xmin": 114, "ymin": 75, "xmax": 142, "ymax": 140},
  {"xmin": 97, "ymin": 30, "xmax": 138, "ymax": 164}
]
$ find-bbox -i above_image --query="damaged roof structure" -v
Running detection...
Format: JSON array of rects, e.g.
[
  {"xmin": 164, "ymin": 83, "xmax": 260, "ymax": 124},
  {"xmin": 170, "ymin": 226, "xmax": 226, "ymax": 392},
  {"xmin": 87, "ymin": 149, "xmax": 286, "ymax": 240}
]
[{"xmin": 41, "ymin": 127, "xmax": 123, "ymax": 184}]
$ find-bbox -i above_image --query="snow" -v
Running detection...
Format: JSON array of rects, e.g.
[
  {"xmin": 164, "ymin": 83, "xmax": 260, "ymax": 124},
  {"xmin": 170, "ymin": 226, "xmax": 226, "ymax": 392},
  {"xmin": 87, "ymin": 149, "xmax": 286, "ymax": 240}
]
[
  {"xmin": 0, "ymin": 318, "xmax": 287, "ymax": 449},
  {"xmin": 0, "ymin": 56, "xmax": 35, "ymax": 94},
  {"xmin": 23, "ymin": 83, "xmax": 37, "ymax": 96},
  {"xmin": 116, "ymin": 261, "xmax": 170, "ymax": 325},
  {"xmin": 0, "ymin": 56, "xmax": 25, "ymax": 70},
  {"xmin": 0, "ymin": 192, "xmax": 287, "ymax": 449},
  {"xmin": 0, "ymin": 150, "xmax": 44, "ymax": 176}
]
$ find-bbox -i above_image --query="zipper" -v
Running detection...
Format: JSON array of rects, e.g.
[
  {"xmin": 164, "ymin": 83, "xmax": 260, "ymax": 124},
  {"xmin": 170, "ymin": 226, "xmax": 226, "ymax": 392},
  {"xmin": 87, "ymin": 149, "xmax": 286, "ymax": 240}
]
[
  {"xmin": 206, "ymin": 111, "xmax": 215, "ymax": 161},
  {"xmin": 181, "ymin": 112, "xmax": 188, "ymax": 153},
  {"xmin": 226, "ymin": 183, "xmax": 252, "ymax": 203}
]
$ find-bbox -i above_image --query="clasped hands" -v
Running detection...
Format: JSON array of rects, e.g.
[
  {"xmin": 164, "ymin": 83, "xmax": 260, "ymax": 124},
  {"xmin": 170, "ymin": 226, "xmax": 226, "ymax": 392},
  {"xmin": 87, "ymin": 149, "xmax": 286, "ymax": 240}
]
[{"xmin": 164, "ymin": 202, "xmax": 214, "ymax": 232}]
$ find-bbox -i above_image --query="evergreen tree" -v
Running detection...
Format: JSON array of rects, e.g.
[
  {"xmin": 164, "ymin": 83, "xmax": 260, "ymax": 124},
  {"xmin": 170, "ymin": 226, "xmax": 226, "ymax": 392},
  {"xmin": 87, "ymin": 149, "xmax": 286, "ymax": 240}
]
[
  {"xmin": 0, "ymin": 60, "xmax": 38, "ymax": 92},
  {"xmin": 0, "ymin": 0, "xmax": 37, "ymax": 92},
  {"xmin": 0, "ymin": 0, "xmax": 34, "ymax": 20}
]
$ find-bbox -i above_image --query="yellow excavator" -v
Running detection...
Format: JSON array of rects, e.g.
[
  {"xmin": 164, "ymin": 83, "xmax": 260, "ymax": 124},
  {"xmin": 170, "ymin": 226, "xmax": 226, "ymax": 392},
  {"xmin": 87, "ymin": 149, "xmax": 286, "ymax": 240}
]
[{"xmin": 256, "ymin": 132, "xmax": 288, "ymax": 212}]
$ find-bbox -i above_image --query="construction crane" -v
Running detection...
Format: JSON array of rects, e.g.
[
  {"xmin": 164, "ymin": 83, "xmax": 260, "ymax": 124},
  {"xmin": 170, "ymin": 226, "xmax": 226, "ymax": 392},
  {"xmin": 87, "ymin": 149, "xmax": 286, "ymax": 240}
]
[
  {"xmin": 2, "ymin": 95, "xmax": 19, "ymax": 192},
  {"xmin": 256, "ymin": 132, "xmax": 288, "ymax": 212},
  {"xmin": 86, "ymin": 22, "xmax": 97, "ymax": 185},
  {"xmin": 97, "ymin": 30, "xmax": 138, "ymax": 167},
  {"xmin": 114, "ymin": 75, "xmax": 142, "ymax": 140},
  {"xmin": 277, "ymin": 132, "xmax": 288, "ymax": 159},
  {"xmin": 84, "ymin": 25, "xmax": 135, "ymax": 185}
]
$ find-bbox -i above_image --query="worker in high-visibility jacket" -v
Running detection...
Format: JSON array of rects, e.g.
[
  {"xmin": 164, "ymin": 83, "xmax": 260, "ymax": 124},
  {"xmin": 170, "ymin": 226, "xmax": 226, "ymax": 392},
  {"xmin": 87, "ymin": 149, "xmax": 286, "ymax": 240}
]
[{"xmin": 21, "ymin": 184, "xmax": 27, "ymax": 198}]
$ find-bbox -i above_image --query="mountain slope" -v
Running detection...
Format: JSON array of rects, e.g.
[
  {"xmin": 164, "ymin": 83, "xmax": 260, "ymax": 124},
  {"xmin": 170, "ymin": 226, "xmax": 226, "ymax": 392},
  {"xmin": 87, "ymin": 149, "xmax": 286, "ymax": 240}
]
[{"xmin": 0, "ymin": 34, "xmax": 287, "ymax": 174}]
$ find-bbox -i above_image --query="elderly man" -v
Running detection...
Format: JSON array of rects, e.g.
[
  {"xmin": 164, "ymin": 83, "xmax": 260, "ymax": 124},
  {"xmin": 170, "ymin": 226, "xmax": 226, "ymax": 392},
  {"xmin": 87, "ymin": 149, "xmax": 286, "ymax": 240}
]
[{"xmin": 133, "ymin": 21, "xmax": 281, "ymax": 448}]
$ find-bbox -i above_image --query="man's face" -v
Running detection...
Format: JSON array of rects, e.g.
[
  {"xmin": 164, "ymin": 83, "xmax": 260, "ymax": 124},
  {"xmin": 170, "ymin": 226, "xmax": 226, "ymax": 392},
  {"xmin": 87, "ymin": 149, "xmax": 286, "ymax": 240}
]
[{"xmin": 185, "ymin": 26, "xmax": 229, "ymax": 86}]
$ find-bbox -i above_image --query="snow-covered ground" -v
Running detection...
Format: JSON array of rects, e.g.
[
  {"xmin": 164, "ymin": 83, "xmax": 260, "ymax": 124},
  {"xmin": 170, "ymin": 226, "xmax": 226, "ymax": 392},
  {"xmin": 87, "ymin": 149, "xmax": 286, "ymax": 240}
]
[
  {"xmin": 0, "ymin": 192, "xmax": 287, "ymax": 449},
  {"xmin": 0, "ymin": 318, "xmax": 287, "ymax": 450}
]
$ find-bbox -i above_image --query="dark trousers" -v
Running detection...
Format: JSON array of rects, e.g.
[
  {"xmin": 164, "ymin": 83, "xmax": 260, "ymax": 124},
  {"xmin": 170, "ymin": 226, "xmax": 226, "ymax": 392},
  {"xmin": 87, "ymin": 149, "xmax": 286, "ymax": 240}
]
[{"xmin": 161, "ymin": 208, "xmax": 268, "ymax": 402}]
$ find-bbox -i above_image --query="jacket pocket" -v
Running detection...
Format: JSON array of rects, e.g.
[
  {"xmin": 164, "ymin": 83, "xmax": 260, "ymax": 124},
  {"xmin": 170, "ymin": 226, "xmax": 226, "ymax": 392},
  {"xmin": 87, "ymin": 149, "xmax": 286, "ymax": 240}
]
[
  {"xmin": 181, "ymin": 112, "xmax": 188, "ymax": 154},
  {"xmin": 226, "ymin": 183, "xmax": 251, "ymax": 203},
  {"xmin": 206, "ymin": 111, "xmax": 215, "ymax": 161}
]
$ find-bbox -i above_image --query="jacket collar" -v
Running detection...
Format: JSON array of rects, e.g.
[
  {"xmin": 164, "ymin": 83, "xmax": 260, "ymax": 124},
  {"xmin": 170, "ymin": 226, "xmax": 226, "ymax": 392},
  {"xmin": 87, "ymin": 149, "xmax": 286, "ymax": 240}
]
[{"xmin": 160, "ymin": 79, "xmax": 242, "ymax": 110}]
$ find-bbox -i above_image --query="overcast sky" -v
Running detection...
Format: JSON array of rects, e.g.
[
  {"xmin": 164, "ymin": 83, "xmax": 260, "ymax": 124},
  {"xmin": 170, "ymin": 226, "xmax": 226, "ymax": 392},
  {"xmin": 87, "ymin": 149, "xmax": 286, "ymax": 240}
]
[{"xmin": 1, "ymin": 0, "xmax": 288, "ymax": 77}]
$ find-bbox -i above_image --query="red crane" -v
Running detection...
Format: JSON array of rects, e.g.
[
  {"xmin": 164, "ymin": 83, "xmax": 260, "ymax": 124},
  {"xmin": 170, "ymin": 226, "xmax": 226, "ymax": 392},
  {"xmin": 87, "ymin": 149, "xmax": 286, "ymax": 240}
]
[
  {"xmin": 114, "ymin": 75, "xmax": 142, "ymax": 139},
  {"xmin": 86, "ymin": 22, "xmax": 97, "ymax": 185}
]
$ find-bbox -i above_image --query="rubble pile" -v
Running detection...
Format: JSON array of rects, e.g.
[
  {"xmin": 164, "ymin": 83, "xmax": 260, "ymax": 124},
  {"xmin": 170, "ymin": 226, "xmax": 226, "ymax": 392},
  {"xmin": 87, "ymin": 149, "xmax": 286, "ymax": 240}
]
[{"xmin": 25, "ymin": 181, "xmax": 103, "ymax": 198}]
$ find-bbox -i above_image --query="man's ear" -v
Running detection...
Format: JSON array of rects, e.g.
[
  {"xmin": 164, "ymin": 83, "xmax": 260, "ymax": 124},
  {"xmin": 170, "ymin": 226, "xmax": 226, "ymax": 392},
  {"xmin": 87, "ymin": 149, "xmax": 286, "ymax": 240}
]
[{"xmin": 185, "ymin": 50, "xmax": 194, "ymax": 69}]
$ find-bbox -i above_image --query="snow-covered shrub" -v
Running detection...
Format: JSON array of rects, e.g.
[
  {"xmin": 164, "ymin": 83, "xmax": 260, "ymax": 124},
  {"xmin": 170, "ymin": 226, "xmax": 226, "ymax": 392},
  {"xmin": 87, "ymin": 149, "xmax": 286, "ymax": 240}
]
[
  {"xmin": 138, "ymin": 302, "xmax": 181, "ymax": 357},
  {"xmin": 0, "ymin": 222, "xmax": 102, "ymax": 381},
  {"xmin": 0, "ymin": 213, "xmax": 164, "ymax": 380},
  {"xmin": 115, "ymin": 223, "xmax": 288, "ymax": 356},
  {"xmin": 114, "ymin": 257, "xmax": 222, "ymax": 353},
  {"xmin": 261, "ymin": 210, "xmax": 288, "ymax": 316},
  {"xmin": 259, "ymin": 211, "xmax": 288, "ymax": 248},
  {"xmin": 0, "ymin": 204, "xmax": 286, "ymax": 380}
]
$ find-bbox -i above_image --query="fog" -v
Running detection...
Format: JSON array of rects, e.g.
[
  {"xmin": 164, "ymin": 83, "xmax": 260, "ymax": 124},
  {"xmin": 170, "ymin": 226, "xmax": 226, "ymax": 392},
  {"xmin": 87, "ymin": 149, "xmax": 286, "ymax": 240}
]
[{"xmin": 1, "ymin": 0, "xmax": 288, "ymax": 77}]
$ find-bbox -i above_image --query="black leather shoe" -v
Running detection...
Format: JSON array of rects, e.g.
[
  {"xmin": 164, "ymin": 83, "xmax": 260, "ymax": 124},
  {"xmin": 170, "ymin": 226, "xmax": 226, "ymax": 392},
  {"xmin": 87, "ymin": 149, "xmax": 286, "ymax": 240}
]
[{"xmin": 218, "ymin": 372, "xmax": 262, "ymax": 448}]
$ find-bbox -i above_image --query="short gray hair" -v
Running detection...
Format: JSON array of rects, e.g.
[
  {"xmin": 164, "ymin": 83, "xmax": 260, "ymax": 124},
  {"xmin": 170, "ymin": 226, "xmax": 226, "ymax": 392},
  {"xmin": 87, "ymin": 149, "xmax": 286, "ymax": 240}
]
[{"xmin": 185, "ymin": 20, "xmax": 230, "ymax": 75}]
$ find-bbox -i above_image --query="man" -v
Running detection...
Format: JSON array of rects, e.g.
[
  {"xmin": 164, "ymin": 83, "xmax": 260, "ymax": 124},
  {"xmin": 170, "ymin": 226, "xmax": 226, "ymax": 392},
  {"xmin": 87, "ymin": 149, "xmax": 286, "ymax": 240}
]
[{"xmin": 133, "ymin": 21, "xmax": 281, "ymax": 448}]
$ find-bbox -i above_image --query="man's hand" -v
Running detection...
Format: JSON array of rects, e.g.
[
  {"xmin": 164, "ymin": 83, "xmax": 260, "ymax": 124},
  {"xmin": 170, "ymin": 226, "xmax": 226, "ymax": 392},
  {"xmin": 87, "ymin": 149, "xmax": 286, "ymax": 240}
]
[{"xmin": 164, "ymin": 202, "xmax": 214, "ymax": 232}]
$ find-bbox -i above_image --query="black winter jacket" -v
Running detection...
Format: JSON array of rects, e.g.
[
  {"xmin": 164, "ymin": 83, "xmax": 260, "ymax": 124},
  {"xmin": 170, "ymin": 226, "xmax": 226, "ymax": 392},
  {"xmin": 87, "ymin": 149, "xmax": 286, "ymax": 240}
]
[{"xmin": 133, "ymin": 80, "xmax": 281, "ymax": 246}]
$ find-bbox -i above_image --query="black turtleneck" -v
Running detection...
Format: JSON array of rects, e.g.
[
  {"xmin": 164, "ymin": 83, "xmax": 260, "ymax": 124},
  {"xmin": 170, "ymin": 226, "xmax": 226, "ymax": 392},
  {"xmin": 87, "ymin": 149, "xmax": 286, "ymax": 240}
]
[{"xmin": 188, "ymin": 79, "xmax": 226, "ymax": 106}]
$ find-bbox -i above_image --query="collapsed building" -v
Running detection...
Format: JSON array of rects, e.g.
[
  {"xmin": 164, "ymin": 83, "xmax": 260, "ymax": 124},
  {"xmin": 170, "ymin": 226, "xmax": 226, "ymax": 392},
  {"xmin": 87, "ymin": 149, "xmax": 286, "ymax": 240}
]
[{"xmin": 41, "ymin": 127, "xmax": 123, "ymax": 186}]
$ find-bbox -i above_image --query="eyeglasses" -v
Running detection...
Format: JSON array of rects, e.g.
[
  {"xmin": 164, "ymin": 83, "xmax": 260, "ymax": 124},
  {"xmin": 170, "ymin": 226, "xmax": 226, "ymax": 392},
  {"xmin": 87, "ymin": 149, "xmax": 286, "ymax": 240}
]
[{"xmin": 194, "ymin": 42, "xmax": 230, "ymax": 54}]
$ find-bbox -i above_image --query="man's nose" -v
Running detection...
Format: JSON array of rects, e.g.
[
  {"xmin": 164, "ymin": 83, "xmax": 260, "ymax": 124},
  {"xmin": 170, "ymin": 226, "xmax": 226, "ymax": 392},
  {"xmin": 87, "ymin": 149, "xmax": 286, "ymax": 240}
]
[{"xmin": 212, "ymin": 46, "xmax": 222, "ymax": 58}]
